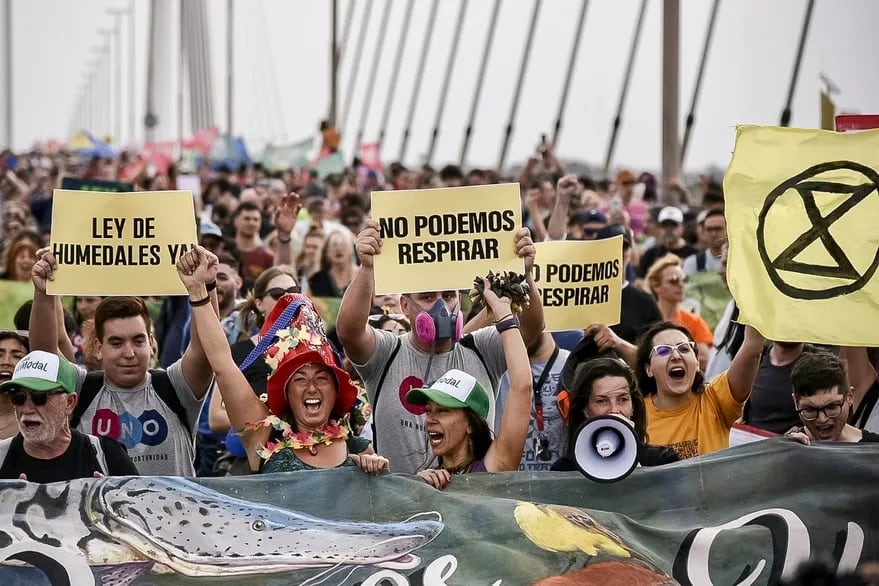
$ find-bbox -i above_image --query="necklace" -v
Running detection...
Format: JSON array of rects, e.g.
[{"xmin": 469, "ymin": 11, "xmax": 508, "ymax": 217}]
[
  {"xmin": 445, "ymin": 461, "xmax": 474, "ymax": 475},
  {"xmin": 246, "ymin": 415, "xmax": 350, "ymax": 460}
]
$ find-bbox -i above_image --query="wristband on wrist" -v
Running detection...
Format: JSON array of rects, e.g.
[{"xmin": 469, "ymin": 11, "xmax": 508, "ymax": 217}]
[
  {"xmin": 205, "ymin": 281, "xmax": 217, "ymax": 292},
  {"xmin": 493, "ymin": 313, "xmax": 513, "ymax": 324},
  {"xmin": 189, "ymin": 295, "xmax": 211, "ymax": 307},
  {"xmin": 496, "ymin": 316, "xmax": 520, "ymax": 334}
]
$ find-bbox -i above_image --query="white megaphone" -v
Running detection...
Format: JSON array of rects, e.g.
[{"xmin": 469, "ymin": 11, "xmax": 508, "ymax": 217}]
[{"xmin": 572, "ymin": 415, "xmax": 640, "ymax": 483}]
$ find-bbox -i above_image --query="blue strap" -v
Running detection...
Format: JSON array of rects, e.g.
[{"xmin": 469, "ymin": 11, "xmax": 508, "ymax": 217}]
[{"xmin": 238, "ymin": 299, "xmax": 305, "ymax": 372}]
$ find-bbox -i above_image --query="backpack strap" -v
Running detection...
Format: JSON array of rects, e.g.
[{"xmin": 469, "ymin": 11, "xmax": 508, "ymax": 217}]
[
  {"xmin": 70, "ymin": 371, "xmax": 106, "ymax": 429},
  {"xmin": 148, "ymin": 369, "xmax": 193, "ymax": 439},
  {"xmin": 696, "ymin": 250, "xmax": 707, "ymax": 272},
  {"xmin": 460, "ymin": 333, "xmax": 498, "ymax": 391},
  {"xmin": 86, "ymin": 434, "xmax": 108, "ymax": 475},
  {"xmin": 370, "ymin": 337, "xmax": 403, "ymax": 452}
]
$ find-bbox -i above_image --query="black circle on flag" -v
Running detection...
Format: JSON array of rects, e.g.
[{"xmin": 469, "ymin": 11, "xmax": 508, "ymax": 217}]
[{"xmin": 756, "ymin": 161, "xmax": 879, "ymax": 300}]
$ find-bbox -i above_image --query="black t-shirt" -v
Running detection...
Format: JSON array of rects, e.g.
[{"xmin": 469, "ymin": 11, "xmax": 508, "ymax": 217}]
[
  {"xmin": 0, "ymin": 431, "xmax": 139, "ymax": 482},
  {"xmin": 231, "ymin": 339, "xmax": 270, "ymax": 398},
  {"xmin": 637, "ymin": 243, "xmax": 698, "ymax": 278},
  {"xmin": 613, "ymin": 284, "xmax": 664, "ymax": 344},
  {"xmin": 745, "ymin": 346, "xmax": 817, "ymax": 435},
  {"xmin": 860, "ymin": 430, "xmax": 879, "ymax": 443}
]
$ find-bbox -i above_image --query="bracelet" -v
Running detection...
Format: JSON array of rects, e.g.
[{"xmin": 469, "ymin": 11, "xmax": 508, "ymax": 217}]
[
  {"xmin": 277, "ymin": 233, "xmax": 292, "ymax": 244},
  {"xmin": 189, "ymin": 295, "xmax": 211, "ymax": 307},
  {"xmin": 493, "ymin": 313, "xmax": 513, "ymax": 324},
  {"xmin": 205, "ymin": 281, "xmax": 217, "ymax": 292},
  {"xmin": 496, "ymin": 316, "xmax": 520, "ymax": 334}
]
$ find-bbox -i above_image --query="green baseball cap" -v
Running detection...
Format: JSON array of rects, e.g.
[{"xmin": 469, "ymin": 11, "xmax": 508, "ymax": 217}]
[
  {"xmin": 406, "ymin": 369, "xmax": 490, "ymax": 421},
  {"xmin": 0, "ymin": 350, "xmax": 78, "ymax": 394}
]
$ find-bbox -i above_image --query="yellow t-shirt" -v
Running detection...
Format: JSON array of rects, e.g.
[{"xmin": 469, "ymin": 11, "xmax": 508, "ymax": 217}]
[{"xmin": 645, "ymin": 371, "xmax": 743, "ymax": 459}]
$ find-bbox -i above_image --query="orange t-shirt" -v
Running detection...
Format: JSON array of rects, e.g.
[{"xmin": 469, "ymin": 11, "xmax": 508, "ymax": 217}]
[
  {"xmin": 645, "ymin": 371, "xmax": 744, "ymax": 459},
  {"xmin": 675, "ymin": 308, "xmax": 713, "ymax": 346}
]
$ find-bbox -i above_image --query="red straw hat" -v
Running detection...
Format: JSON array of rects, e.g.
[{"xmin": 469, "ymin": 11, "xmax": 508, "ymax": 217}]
[{"xmin": 258, "ymin": 294, "xmax": 358, "ymax": 420}]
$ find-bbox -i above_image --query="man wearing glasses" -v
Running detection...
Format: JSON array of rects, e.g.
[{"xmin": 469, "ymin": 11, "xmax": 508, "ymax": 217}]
[
  {"xmin": 786, "ymin": 352, "xmax": 879, "ymax": 444},
  {"xmin": 0, "ymin": 351, "xmax": 138, "ymax": 482}
]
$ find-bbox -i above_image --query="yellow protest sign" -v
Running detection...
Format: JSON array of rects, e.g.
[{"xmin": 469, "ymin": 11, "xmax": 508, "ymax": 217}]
[
  {"xmin": 371, "ymin": 184, "xmax": 523, "ymax": 294},
  {"xmin": 725, "ymin": 125, "xmax": 879, "ymax": 345},
  {"xmin": 48, "ymin": 190, "xmax": 198, "ymax": 296},
  {"xmin": 533, "ymin": 237, "xmax": 623, "ymax": 331}
]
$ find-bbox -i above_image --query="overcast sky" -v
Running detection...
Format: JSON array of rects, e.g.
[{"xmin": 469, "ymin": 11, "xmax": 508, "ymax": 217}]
[{"xmin": 3, "ymin": 0, "xmax": 879, "ymax": 175}]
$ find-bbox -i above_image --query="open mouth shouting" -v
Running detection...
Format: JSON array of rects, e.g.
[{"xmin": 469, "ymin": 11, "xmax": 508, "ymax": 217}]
[{"xmin": 303, "ymin": 398, "xmax": 322, "ymax": 415}]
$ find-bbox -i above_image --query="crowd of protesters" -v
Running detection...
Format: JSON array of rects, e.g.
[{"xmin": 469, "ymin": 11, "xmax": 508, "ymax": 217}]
[{"xmin": 0, "ymin": 128, "xmax": 876, "ymax": 490}]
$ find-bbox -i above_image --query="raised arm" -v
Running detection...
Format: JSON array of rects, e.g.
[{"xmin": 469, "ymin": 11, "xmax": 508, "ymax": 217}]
[
  {"xmin": 726, "ymin": 325, "xmax": 766, "ymax": 403},
  {"xmin": 272, "ymin": 192, "xmax": 302, "ymax": 267},
  {"xmin": 29, "ymin": 248, "xmax": 61, "ymax": 355},
  {"xmin": 841, "ymin": 347, "xmax": 878, "ymax": 412},
  {"xmin": 176, "ymin": 247, "xmax": 269, "ymax": 431},
  {"xmin": 179, "ymin": 247, "xmax": 218, "ymax": 399},
  {"xmin": 514, "ymin": 228, "xmax": 545, "ymax": 350},
  {"xmin": 336, "ymin": 219, "xmax": 379, "ymax": 364},
  {"xmin": 546, "ymin": 175, "xmax": 579, "ymax": 241},
  {"xmin": 483, "ymin": 287, "xmax": 532, "ymax": 472},
  {"xmin": 54, "ymin": 297, "xmax": 76, "ymax": 363}
]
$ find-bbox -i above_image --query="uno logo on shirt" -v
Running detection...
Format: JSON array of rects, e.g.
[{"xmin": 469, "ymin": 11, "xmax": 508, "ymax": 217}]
[
  {"xmin": 92, "ymin": 409, "xmax": 169, "ymax": 449},
  {"xmin": 398, "ymin": 376, "xmax": 427, "ymax": 415}
]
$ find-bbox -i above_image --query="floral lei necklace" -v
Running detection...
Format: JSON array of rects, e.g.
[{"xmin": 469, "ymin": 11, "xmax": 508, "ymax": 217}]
[{"xmin": 246, "ymin": 415, "xmax": 350, "ymax": 460}]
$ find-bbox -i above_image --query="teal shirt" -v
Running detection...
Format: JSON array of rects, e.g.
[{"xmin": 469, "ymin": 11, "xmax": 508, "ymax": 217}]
[{"xmin": 261, "ymin": 436, "xmax": 370, "ymax": 474}]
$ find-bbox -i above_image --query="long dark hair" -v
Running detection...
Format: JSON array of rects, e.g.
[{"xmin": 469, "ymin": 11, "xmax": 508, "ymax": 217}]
[
  {"xmin": 634, "ymin": 321, "xmax": 705, "ymax": 397},
  {"xmin": 439, "ymin": 410, "xmax": 493, "ymax": 470},
  {"xmin": 562, "ymin": 357, "xmax": 649, "ymax": 459}
]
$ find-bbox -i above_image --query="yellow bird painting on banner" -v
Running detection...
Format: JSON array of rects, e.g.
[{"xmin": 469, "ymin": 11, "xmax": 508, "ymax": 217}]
[{"xmin": 725, "ymin": 125, "xmax": 879, "ymax": 346}]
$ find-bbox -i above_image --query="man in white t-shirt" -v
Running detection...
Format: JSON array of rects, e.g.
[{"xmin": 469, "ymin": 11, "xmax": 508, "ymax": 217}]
[{"xmin": 28, "ymin": 247, "xmax": 216, "ymax": 476}]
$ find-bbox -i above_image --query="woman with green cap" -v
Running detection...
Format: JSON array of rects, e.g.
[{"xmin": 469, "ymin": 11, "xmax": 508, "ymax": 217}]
[{"xmin": 407, "ymin": 281, "xmax": 532, "ymax": 490}]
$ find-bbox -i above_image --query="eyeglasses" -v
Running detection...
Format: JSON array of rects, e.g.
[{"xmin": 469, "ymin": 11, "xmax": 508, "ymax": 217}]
[
  {"xmin": 665, "ymin": 275, "xmax": 688, "ymax": 285},
  {"xmin": 264, "ymin": 286, "xmax": 301, "ymax": 300},
  {"xmin": 9, "ymin": 390, "xmax": 66, "ymax": 407},
  {"xmin": 796, "ymin": 402, "xmax": 844, "ymax": 421},
  {"xmin": 649, "ymin": 341, "xmax": 696, "ymax": 359}
]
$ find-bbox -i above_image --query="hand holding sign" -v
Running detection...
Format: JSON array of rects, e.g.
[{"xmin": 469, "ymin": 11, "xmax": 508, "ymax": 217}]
[
  {"xmin": 355, "ymin": 218, "xmax": 382, "ymax": 269},
  {"xmin": 31, "ymin": 247, "xmax": 58, "ymax": 293},
  {"xmin": 514, "ymin": 228, "xmax": 536, "ymax": 274}
]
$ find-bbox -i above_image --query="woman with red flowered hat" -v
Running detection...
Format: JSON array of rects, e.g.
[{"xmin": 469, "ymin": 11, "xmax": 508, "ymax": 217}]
[{"xmin": 177, "ymin": 246, "xmax": 387, "ymax": 475}]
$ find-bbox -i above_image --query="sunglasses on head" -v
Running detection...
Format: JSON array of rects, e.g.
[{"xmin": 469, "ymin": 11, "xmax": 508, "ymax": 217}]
[
  {"xmin": 650, "ymin": 341, "xmax": 696, "ymax": 359},
  {"xmin": 9, "ymin": 390, "xmax": 66, "ymax": 407},
  {"xmin": 264, "ymin": 286, "xmax": 301, "ymax": 300},
  {"xmin": 665, "ymin": 275, "xmax": 688, "ymax": 285}
]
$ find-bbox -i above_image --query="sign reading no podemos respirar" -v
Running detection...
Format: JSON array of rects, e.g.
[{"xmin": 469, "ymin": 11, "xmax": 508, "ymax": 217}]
[
  {"xmin": 371, "ymin": 184, "xmax": 523, "ymax": 294},
  {"xmin": 48, "ymin": 190, "xmax": 198, "ymax": 296},
  {"xmin": 533, "ymin": 237, "xmax": 623, "ymax": 331}
]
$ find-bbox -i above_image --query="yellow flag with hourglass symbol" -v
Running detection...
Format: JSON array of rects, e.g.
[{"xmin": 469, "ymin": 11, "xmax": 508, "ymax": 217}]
[{"xmin": 724, "ymin": 125, "xmax": 879, "ymax": 345}]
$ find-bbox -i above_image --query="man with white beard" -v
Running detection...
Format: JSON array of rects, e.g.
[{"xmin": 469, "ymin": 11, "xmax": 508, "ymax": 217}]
[{"xmin": 0, "ymin": 351, "xmax": 138, "ymax": 482}]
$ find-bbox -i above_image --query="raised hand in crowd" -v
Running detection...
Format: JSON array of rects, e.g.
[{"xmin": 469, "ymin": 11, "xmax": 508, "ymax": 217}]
[
  {"xmin": 546, "ymin": 174, "xmax": 581, "ymax": 241},
  {"xmin": 272, "ymin": 191, "xmax": 302, "ymax": 267}
]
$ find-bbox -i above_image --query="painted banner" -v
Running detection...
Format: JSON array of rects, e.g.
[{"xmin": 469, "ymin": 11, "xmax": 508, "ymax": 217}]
[
  {"xmin": 533, "ymin": 238, "xmax": 623, "ymax": 331},
  {"xmin": 0, "ymin": 442, "xmax": 875, "ymax": 585},
  {"xmin": 47, "ymin": 190, "xmax": 198, "ymax": 296},
  {"xmin": 371, "ymin": 184, "xmax": 523, "ymax": 295},
  {"xmin": 725, "ymin": 125, "xmax": 879, "ymax": 345},
  {"xmin": 60, "ymin": 177, "xmax": 133, "ymax": 193}
]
